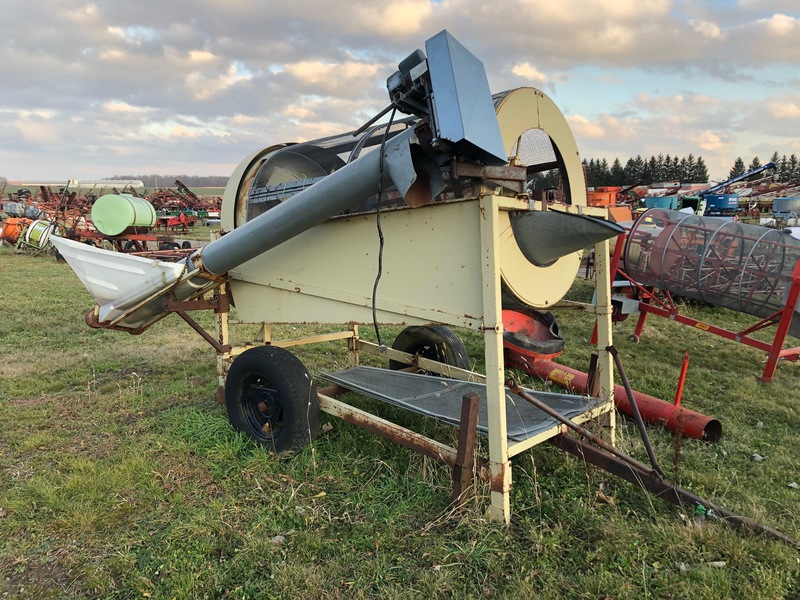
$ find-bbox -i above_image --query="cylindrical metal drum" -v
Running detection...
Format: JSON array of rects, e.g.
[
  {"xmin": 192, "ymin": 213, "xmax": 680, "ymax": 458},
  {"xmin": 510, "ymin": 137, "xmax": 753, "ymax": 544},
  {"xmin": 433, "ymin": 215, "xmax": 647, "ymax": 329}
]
[
  {"xmin": 91, "ymin": 194, "xmax": 157, "ymax": 236},
  {"xmin": 625, "ymin": 208, "xmax": 800, "ymax": 327},
  {"xmin": 0, "ymin": 218, "xmax": 30, "ymax": 244},
  {"xmin": 23, "ymin": 219, "xmax": 55, "ymax": 250}
]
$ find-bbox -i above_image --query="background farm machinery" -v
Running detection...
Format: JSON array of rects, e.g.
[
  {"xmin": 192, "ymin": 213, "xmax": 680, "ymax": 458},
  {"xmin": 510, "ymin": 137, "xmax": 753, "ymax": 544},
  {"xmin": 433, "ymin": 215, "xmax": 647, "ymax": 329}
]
[
  {"xmin": 1, "ymin": 180, "xmax": 221, "ymax": 256},
  {"xmin": 596, "ymin": 208, "xmax": 800, "ymax": 382}
]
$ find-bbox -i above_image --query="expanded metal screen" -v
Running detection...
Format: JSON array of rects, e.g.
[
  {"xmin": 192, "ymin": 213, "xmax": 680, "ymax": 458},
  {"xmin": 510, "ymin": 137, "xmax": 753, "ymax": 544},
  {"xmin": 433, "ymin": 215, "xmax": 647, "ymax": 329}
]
[{"xmin": 625, "ymin": 208, "xmax": 800, "ymax": 322}]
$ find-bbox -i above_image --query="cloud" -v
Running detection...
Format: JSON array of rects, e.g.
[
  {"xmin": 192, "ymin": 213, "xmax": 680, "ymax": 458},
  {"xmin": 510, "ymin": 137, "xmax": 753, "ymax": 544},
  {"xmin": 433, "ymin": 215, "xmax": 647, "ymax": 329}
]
[
  {"xmin": 757, "ymin": 13, "xmax": 797, "ymax": 35},
  {"xmin": 283, "ymin": 60, "xmax": 380, "ymax": 88},
  {"xmin": 184, "ymin": 62, "xmax": 253, "ymax": 100},
  {"xmin": 0, "ymin": 0, "xmax": 797, "ymax": 181},
  {"xmin": 354, "ymin": 0, "xmax": 435, "ymax": 36},
  {"xmin": 511, "ymin": 62, "xmax": 546, "ymax": 83},
  {"xmin": 567, "ymin": 115, "xmax": 605, "ymax": 139},
  {"xmin": 766, "ymin": 101, "xmax": 800, "ymax": 120},
  {"xmin": 697, "ymin": 130, "xmax": 726, "ymax": 152},
  {"xmin": 103, "ymin": 101, "xmax": 152, "ymax": 114},
  {"xmin": 689, "ymin": 19, "xmax": 727, "ymax": 41}
]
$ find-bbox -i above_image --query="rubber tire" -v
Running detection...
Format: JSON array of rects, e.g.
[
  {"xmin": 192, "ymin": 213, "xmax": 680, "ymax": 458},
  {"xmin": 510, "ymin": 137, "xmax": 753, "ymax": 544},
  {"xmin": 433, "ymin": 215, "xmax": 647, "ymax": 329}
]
[
  {"xmin": 159, "ymin": 242, "xmax": 180, "ymax": 250},
  {"xmin": 225, "ymin": 345, "xmax": 319, "ymax": 453},
  {"xmin": 181, "ymin": 241, "xmax": 192, "ymax": 249},
  {"xmin": 389, "ymin": 325, "xmax": 469, "ymax": 372}
]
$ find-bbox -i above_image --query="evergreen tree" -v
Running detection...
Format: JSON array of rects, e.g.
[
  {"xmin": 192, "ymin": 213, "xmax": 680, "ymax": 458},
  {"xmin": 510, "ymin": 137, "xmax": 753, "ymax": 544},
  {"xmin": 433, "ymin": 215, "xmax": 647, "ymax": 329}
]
[
  {"xmin": 788, "ymin": 155, "xmax": 800, "ymax": 182},
  {"xmin": 599, "ymin": 158, "xmax": 611, "ymax": 186},
  {"xmin": 679, "ymin": 157, "xmax": 688, "ymax": 182},
  {"xmin": 652, "ymin": 154, "xmax": 664, "ymax": 183},
  {"xmin": 662, "ymin": 154, "xmax": 672, "ymax": 181},
  {"xmin": 586, "ymin": 158, "xmax": 597, "ymax": 187},
  {"xmin": 729, "ymin": 157, "xmax": 746, "ymax": 178},
  {"xmin": 610, "ymin": 158, "xmax": 624, "ymax": 186},
  {"xmin": 775, "ymin": 154, "xmax": 790, "ymax": 183},
  {"xmin": 623, "ymin": 158, "xmax": 638, "ymax": 184},
  {"xmin": 685, "ymin": 154, "xmax": 697, "ymax": 182},
  {"xmin": 634, "ymin": 155, "xmax": 645, "ymax": 183},
  {"xmin": 693, "ymin": 157, "xmax": 709, "ymax": 183},
  {"xmin": 748, "ymin": 156, "xmax": 762, "ymax": 171},
  {"xmin": 770, "ymin": 151, "xmax": 780, "ymax": 167}
]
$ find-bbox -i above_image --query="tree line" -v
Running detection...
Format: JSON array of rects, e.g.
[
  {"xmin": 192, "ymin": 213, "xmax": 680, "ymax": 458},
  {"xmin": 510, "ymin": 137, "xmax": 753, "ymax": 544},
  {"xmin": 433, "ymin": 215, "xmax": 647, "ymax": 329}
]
[
  {"xmin": 582, "ymin": 154, "xmax": 710, "ymax": 188},
  {"xmin": 105, "ymin": 174, "xmax": 229, "ymax": 188},
  {"xmin": 532, "ymin": 151, "xmax": 799, "ymax": 190},
  {"xmin": 728, "ymin": 153, "xmax": 800, "ymax": 183}
]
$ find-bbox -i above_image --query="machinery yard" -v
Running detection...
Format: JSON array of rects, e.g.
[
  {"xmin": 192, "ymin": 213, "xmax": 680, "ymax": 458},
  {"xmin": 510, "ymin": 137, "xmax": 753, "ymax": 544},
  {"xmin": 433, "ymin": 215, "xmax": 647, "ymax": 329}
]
[
  {"xmin": 1, "ymin": 25, "xmax": 799, "ymax": 600},
  {"xmin": 1, "ymin": 180, "xmax": 220, "ymax": 256}
]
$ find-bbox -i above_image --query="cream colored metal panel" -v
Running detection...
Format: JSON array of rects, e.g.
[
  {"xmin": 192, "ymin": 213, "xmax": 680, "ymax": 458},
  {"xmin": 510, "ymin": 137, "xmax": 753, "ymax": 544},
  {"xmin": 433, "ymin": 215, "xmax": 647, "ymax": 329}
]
[
  {"xmin": 498, "ymin": 210, "xmax": 581, "ymax": 307},
  {"xmin": 493, "ymin": 87, "xmax": 586, "ymax": 308},
  {"xmin": 495, "ymin": 87, "xmax": 587, "ymax": 207},
  {"xmin": 227, "ymin": 87, "xmax": 596, "ymax": 319},
  {"xmin": 229, "ymin": 200, "xmax": 485, "ymax": 327}
]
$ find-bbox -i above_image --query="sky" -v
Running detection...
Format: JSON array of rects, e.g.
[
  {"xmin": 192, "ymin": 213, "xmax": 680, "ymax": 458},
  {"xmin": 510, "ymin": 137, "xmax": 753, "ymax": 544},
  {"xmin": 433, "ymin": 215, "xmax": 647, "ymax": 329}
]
[{"xmin": 1, "ymin": 0, "xmax": 798, "ymax": 184}]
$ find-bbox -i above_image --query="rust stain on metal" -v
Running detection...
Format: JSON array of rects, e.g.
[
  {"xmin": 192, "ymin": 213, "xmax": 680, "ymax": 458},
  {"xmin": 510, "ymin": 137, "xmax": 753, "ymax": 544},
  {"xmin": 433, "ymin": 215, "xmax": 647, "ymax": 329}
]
[
  {"xmin": 329, "ymin": 398, "xmax": 489, "ymax": 477},
  {"xmin": 337, "ymin": 407, "xmax": 453, "ymax": 465},
  {"xmin": 490, "ymin": 464, "xmax": 510, "ymax": 494},
  {"xmin": 452, "ymin": 392, "xmax": 480, "ymax": 502}
]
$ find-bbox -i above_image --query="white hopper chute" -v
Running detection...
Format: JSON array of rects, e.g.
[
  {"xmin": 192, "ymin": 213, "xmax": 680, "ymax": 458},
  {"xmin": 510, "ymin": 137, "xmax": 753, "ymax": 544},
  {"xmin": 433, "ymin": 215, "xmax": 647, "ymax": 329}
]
[{"xmin": 50, "ymin": 236, "xmax": 210, "ymax": 330}]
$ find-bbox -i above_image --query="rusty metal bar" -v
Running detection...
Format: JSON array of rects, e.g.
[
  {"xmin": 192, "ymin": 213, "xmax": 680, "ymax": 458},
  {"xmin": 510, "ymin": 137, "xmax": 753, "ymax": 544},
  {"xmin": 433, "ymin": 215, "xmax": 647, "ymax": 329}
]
[
  {"xmin": 174, "ymin": 310, "xmax": 232, "ymax": 354},
  {"xmin": 165, "ymin": 298, "xmax": 219, "ymax": 312},
  {"xmin": 549, "ymin": 433, "xmax": 800, "ymax": 549},
  {"xmin": 506, "ymin": 380, "xmax": 659, "ymax": 477},
  {"xmin": 318, "ymin": 393, "xmax": 489, "ymax": 476},
  {"xmin": 452, "ymin": 392, "xmax": 480, "ymax": 502}
]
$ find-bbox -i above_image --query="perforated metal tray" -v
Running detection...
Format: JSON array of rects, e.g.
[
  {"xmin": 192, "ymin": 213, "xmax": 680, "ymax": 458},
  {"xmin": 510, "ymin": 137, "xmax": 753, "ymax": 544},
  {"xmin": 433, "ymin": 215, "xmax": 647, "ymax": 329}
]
[{"xmin": 321, "ymin": 366, "xmax": 601, "ymax": 442}]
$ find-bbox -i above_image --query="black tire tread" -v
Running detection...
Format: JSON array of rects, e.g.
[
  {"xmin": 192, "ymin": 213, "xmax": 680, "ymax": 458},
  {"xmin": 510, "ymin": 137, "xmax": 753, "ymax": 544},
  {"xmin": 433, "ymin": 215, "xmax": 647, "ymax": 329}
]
[
  {"xmin": 224, "ymin": 345, "xmax": 319, "ymax": 453},
  {"xmin": 388, "ymin": 324, "xmax": 469, "ymax": 372}
]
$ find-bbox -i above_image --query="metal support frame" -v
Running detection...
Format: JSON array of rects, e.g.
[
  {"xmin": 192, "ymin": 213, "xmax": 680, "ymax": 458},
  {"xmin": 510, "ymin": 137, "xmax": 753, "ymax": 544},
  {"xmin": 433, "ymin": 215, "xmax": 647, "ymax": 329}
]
[
  {"xmin": 202, "ymin": 194, "xmax": 616, "ymax": 523},
  {"xmin": 549, "ymin": 432, "xmax": 799, "ymax": 548}
]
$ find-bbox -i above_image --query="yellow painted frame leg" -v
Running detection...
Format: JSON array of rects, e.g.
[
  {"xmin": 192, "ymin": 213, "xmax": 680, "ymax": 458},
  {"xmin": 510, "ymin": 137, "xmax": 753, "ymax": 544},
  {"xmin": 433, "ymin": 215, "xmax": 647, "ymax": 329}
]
[{"xmin": 480, "ymin": 195, "xmax": 511, "ymax": 523}]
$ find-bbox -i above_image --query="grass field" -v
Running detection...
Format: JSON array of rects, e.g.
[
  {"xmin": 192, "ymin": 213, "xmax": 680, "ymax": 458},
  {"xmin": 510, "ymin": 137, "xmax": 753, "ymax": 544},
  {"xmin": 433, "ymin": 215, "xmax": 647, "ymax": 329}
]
[{"xmin": 1, "ymin": 247, "xmax": 799, "ymax": 599}]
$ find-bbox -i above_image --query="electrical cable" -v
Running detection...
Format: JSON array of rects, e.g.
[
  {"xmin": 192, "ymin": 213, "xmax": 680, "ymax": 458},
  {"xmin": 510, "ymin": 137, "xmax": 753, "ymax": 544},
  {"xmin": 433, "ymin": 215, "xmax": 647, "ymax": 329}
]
[{"xmin": 371, "ymin": 107, "xmax": 398, "ymax": 349}]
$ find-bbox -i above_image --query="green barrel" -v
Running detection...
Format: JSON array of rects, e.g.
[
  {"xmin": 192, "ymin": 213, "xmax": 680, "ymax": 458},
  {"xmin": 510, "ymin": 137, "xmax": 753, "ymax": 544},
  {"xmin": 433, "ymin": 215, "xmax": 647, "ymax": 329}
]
[{"xmin": 91, "ymin": 194, "xmax": 157, "ymax": 236}]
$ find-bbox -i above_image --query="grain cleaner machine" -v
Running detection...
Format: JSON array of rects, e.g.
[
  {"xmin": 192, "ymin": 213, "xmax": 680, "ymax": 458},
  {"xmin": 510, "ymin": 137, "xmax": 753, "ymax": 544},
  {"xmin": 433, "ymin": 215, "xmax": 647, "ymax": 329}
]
[{"xmin": 50, "ymin": 32, "xmax": 796, "ymax": 541}]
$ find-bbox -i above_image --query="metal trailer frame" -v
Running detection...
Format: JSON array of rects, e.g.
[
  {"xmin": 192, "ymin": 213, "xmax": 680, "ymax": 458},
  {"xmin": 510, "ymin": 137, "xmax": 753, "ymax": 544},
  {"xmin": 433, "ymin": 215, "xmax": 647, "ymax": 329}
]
[
  {"xmin": 161, "ymin": 195, "xmax": 617, "ymax": 524},
  {"xmin": 599, "ymin": 232, "xmax": 800, "ymax": 382}
]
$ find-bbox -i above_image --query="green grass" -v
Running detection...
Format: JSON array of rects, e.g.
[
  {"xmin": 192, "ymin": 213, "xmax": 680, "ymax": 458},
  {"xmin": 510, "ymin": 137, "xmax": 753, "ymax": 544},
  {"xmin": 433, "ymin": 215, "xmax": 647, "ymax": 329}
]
[{"xmin": 1, "ymin": 247, "xmax": 799, "ymax": 598}]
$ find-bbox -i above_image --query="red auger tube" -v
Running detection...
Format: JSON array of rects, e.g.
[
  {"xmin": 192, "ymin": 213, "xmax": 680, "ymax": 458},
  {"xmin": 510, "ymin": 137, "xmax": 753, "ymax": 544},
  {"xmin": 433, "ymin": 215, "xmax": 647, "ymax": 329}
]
[{"xmin": 508, "ymin": 357, "xmax": 721, "ymax": 442}]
